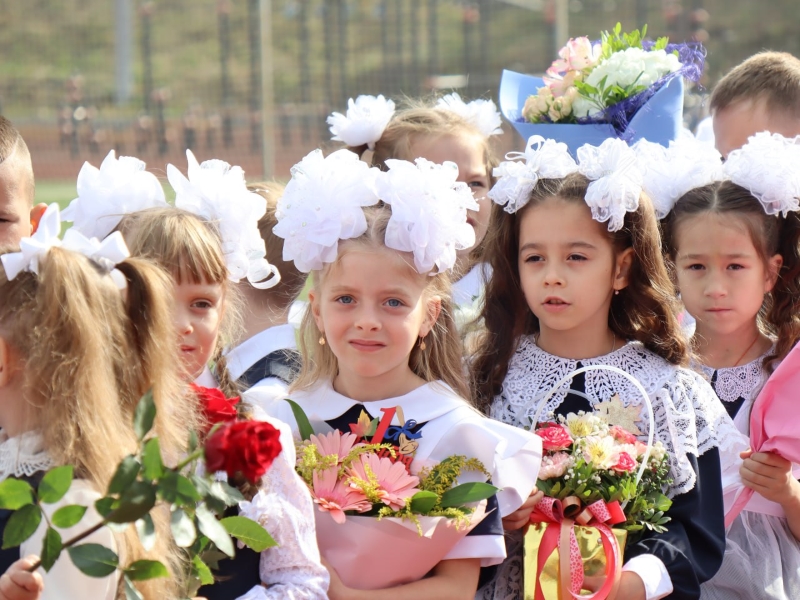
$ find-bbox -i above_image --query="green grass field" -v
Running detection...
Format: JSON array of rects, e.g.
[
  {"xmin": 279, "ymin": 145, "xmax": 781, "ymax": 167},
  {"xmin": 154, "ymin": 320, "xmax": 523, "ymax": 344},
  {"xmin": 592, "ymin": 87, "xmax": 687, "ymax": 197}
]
[{"xmin": 35, "ymin": 180, "xmax": 77, "ymax": 210}]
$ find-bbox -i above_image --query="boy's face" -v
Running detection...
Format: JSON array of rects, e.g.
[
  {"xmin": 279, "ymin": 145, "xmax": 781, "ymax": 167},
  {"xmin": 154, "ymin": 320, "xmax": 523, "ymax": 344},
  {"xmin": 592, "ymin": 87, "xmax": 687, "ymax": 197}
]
[
  {"xmin": 713, "ymin": 98, "xmax": 800, "ymax": 158},
  {"xmin": 0, "ymin": 155, "xmax": 33, "ymax": 247}
]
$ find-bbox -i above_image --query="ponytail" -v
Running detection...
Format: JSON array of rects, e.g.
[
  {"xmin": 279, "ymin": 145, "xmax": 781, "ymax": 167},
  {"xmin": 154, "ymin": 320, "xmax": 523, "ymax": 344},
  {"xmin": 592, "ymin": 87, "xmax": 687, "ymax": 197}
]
[{"xmin": 764, "ymin": 212, "xmax": 800, "ymax": 372}]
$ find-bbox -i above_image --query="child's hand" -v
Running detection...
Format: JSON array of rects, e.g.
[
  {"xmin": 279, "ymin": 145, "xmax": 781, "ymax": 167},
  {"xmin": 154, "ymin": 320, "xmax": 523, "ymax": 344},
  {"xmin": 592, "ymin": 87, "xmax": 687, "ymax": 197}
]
[
  {"xmin": 0, "ymin": 556, "xmax": 44, "ymax": 600},
  {"xmin": 502, "ymin": 488, "xmax": 545, "ymax": 531},
  {"xmin": 740, "ymin": 449, "xmax": 800, "ymax": 507}
]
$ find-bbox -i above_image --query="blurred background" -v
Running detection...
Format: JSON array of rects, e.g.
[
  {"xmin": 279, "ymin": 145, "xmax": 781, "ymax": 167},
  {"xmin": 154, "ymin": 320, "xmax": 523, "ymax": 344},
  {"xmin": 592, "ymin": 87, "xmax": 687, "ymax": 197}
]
[{"xmin": 2, "ymin": 0, "xmax": 798, "ymax": 204}]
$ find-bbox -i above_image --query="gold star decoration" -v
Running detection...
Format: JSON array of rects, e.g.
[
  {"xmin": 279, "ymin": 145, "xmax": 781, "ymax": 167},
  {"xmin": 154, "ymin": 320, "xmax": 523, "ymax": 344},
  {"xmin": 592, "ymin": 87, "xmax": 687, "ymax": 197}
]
[{"xmin": 595, "ymin": 394, "xmax": 644, "ymax": 435}]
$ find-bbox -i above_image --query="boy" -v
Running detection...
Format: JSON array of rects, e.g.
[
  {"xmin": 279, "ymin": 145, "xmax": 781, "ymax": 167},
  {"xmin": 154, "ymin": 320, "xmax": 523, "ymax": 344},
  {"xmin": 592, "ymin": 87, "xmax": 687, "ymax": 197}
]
[
  {"xmin": 711, "ymin": 51, "xmax": 800, "ymax": 157},
  {"xmin": 0, "ymin": 117, "xmax": 45, "ymax": 246}
]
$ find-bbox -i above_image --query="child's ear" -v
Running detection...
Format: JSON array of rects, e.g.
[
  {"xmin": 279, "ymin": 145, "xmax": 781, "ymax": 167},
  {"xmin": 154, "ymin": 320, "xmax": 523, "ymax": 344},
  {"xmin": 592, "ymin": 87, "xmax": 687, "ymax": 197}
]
[
  {"xmin": 0, "ymin": 337, "xmax": 14, "ymax": 388},
  {"xmin": 613, "ymin": 248, "xmax": 635, "ymax": 292},
  {"xmin": 419, "ymin": 295, "xmax": 442, "ymax": 337},
  {"xmin": 308, "ymin": 289, "xmax": 325, "ymax": 333},
  {"xmin": 765, "ymin": 254, "xmax": 784, "ymax": 293}
]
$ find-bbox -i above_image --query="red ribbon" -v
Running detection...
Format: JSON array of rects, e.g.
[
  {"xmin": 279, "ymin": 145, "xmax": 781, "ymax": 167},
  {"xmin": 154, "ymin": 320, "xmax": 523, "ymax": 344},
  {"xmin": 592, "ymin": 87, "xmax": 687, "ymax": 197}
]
[{"xmin": 530, "ymin": 497, "xmax": 624, "ymax": 600}]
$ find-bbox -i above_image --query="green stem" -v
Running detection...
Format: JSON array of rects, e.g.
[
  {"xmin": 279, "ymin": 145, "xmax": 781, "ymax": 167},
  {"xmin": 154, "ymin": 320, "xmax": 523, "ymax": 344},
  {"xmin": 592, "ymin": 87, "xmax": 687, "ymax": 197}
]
[
  {"xmin": 27, "ymin": 519, "xmax": 106, "ymax": 572},
  {"xmin": 173, "ymin": 448, "xmax": 204, "ymax": 473}
]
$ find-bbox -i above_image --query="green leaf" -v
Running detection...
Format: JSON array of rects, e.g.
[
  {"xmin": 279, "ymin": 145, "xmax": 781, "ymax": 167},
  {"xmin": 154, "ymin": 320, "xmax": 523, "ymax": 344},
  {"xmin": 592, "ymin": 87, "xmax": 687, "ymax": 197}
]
[
  {"xmin": 187, "ymin": 429, "xmax": 199, "ymax": 455},
  {"xmin": 220, "ymin": 516, "xmax": 277, "ymax": 552},
  {"xmin": 125, "ymin": 559, "xmax": 169, "ymax": 581},
  {"xmin": 0, "ymin": 479, "xmax": 35, "ymax": 510},
  {"xmin": 106, "ymin": 481, "xmax": 156, "ymax": 524},
  {"xmin": 196, "ymin": 504, "xmax": 234, "ymax": 557},
  {"xmin": 51, "ymin": 505, "xmax": 88, "ymax": 529},
  {"xmin": 2, "ymin": 504, "xmax": 42, "ymax": 549},
  {"xmin": 440, "ymin": 482, "xmax": 499, "ymax": 508},
  {"xmin": 38, "ymin": 465, "xmax": 74, "ymax": 504},
  {"xmin": 170, "ymin": 508, "xmax": 197, "ymax": 548},
  {"xmin": 285, "ymin": 399, "xmax": 314, "ymax": 441},
  {"xmin": 192, "ymin": 554, "xmax": 214, "ymax": 586},
  {"xmin": 158, "ymin": 472, "xmax": 201, "ymax": 506},
  {"xmin": 107, "ymin": 455, "xmax": 140, "ymax": 495},
  {"xmin": 409, "ymin": 490, "xmax": 438, "ymax": 514},
  {"xmin": 68, "ymin": 543, "xmax": 119, "ymax": 577},
  {"xmin": 94, "ymin": 496, "xmax": 116, "ymax": 518},
  {"xmin": 123, "ymin": 576, "xmax": 144, "ymax": 600},
  {"xmin": 40, "ymin": 527, "xmax": 62, "ymax": 572},
  {"xmin": 141, "ymin": 438, "xmax": 164, "ymax": 481},
  {"xmin": 133, "ymin": 389, "xmax": 156, "ymax": 441},
  {"xmin": 135, "ymin": 514, "xmax": 156, "ymax": 552}
]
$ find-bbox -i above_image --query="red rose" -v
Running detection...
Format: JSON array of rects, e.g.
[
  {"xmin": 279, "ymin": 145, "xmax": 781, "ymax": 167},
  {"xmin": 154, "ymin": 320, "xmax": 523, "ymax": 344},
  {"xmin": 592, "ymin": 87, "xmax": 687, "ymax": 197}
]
[
  {"xmin": 192, "ymin": 384, "xmax": 240, "ymax": 435},
  {"xmin": 535, "ymin": 425, "xmax": 573, "ymax": 451},
  {"xmin": 612, "ymin": 451, "xmax": 637, "ymax": 473},
  {"xmin": 609, "ymin": 425, "xmax": 637, "ymax": 445},
  {"xmin": 205, "ymin": 421, "xmax": 282, "ymax": 484}
]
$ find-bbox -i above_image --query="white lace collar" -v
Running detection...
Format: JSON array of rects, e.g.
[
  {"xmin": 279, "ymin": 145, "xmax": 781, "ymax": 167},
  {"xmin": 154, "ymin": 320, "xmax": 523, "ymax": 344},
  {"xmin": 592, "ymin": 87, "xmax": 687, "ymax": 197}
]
[
  {"xmin": 0, "ymin": 430, "xmax": 55, "ymax": 480},
  {"xmin": 696, "ymin": 350, "xmax": 771, "ymax": 405}
]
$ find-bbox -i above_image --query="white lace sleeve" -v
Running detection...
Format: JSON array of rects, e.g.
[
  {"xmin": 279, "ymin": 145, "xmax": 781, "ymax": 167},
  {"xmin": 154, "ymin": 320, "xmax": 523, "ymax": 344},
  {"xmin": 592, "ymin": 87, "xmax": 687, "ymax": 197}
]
[{"xmin": 236, "ymin": 415, "xmax": 329, "ymax": 600}]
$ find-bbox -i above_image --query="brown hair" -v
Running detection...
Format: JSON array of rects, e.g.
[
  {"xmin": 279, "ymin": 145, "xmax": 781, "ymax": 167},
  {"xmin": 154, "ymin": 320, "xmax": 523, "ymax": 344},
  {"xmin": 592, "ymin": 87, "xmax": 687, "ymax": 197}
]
[
  {"xmin": 119, "ymin": 207, "xmax": 242, "ymax": 399},
  {"xmin": 291, "ymin": 205, "xmax": 470, "ymax": 400},
  {"xmin": 247, "ymin": 181, "xmax": 308, "ymax": 308},
  {"xmin": 471, "ymin": 173, "xmax": 688, "ymax": 413},
  {"xmin": 0, "ymin": 247, "xmax": 185, "ymax": 599},
  {"xmin": 710, "ymin": 52, "xmax": 800, "ymax": 118},
  {"xmin": 661, "ymin": 180, "xmax": 800, "ymax": 373},
  {"xmin": 0, "ymin": 116, "xmax": 34, "ymax": 205}
]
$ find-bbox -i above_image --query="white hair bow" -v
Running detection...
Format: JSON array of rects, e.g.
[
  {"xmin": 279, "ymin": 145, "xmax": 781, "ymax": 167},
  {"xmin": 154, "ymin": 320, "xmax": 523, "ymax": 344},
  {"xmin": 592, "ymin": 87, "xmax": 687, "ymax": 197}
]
[
  {"xmin": 328, "ymin": 95, "xmax": 396, "ymax": 150},
  {"xmin": 577, "ymin": 138, "xmax": 643, "ymax": 232},
  {"xmin": 62, "ymin": 150, "xmax": 168, "ymax": 240},
  {"xmin": 724, "ymin": 132, "xmax": 800, "ymax": 217},
  {"xmin": 62, "ymin": 229, "xmax": 131, "ymax": 289},
  {"xmin": 168, "ymin": 150, "xmax": 280, "ymax": 289},
  {"xmin": 274, "ymin": 149, "xmax": 381, "ymax": 273},
  {"xmin": 375, "ymin": 158, "xmax": 478, "ymax": 274},
  {"xmin": 436, "ymin": 93, "xmax": 503, "ymax": 137}
]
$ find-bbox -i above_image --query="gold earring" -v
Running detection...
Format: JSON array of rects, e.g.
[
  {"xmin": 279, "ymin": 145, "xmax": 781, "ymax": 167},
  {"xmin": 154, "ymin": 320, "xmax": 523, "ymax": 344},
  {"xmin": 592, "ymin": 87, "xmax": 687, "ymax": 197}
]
[
  {"xmin": 419, "ymin": 337, "xmax": 427, "ymax": 351},
  {"xmin": 319, "ymin": 335, "xmax": 326, "ymax": 346}
]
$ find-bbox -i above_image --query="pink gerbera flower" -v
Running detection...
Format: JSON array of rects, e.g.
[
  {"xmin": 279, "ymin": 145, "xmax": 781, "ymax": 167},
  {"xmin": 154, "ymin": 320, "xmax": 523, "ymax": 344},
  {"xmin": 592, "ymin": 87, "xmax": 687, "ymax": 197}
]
[
  {"xmin": 311, "ymin": 466, "xmax": 371, "ymax": 524},
  {"xmin": 346, "ymin": 453, "xmax": 420, "ymax": 511},
  {"xmin": 309, "ymin": 430, "xmax": 359, "ymax": 464}
]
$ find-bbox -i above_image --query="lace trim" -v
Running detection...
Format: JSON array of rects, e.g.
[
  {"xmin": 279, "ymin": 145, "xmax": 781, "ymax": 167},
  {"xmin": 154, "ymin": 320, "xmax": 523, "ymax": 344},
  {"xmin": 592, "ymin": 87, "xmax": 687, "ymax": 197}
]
[
  {"xmin": 696, "ymin": 351, "xmax": 770, "ymax": 405},
  {"xmin": 0, "ymin": 431, "xmax": 55, "ymax": 480},
  {"xmin": 490, "ymin": 336, "xmax": 742, "ymax": 497}
]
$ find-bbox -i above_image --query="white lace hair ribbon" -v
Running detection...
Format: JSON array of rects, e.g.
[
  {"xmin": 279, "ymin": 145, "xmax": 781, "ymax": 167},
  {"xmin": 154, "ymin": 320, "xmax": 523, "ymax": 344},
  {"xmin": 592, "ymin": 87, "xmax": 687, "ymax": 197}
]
[
  {"xmin": 273, "ymin": 149, "xmax": 381, "ymax": 273},
  {"xmin": 1, "ymin": 203, "xmax": 62, "ymax": 279},
  {"xmin": 375, "ymin": 158, "xmax": 478, "ymax": 274},
  {"xmin": 61, "ymin": 150, "xmax": 167, "ymax": 240},
  {"xmin": 489, "ymin": 135, "xmax": 578, "ymax": 214},
  {"xmin": 168, "ymin": 150, "xmax": 280, "ymax": 289},
  {"xmin": 723, "ymin": 131, "xmax": 800, "ymax": 217},
  {"xmin": 634, "ymin": 137, "xmax": 725, "ymax": 219},
  {"xmin": 436, "ymin": 92, "xmax": 503, "ymax": 137},
  {"xmin": 328, "ymin": 95, "xmax": 396, "ymax": 150},
  {"xmin": 577, "ymin": 138, "xmax": 643, "ymax": 232},
  {"xmin": 61, "ymin": 229, "xmax": 131, "ymax": 289}
]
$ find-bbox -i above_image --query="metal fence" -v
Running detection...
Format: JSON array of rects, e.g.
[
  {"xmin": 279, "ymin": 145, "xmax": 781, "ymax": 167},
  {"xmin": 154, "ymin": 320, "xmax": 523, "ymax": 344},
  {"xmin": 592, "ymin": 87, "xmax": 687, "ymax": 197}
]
[{"xmin": 2, "ymin": 0, "xmax": 799, "ymax": 181}]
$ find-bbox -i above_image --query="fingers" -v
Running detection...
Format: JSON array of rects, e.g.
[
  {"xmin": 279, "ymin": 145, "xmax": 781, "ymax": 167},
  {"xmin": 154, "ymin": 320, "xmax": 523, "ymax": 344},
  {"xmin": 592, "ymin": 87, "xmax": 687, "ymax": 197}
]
[
  {"xmin": 0, "ymin": 556, "xmax": 44, "ymax": 600},
  {"xmin": 739, "ymin": 448, "xmax": 753, "ymax": 460},
  {"xmin": 749, "ymin": 451, "xmax": 791, "ymax": 469}
]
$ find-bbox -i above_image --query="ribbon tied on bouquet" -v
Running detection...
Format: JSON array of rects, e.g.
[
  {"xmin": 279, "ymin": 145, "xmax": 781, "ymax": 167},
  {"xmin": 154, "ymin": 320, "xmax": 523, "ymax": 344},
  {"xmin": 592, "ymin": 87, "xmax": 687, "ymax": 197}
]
[{"xmin": 529, "ymin": 496, "xmax": 626, "ymax": 600}]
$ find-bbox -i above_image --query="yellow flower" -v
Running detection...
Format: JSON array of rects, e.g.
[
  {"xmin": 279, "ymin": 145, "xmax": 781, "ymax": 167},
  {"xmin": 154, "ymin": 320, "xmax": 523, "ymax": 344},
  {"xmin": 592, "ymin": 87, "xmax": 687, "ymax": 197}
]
[
  {"xmin": 582, "ymin": 435, "xmax": 619, "ymax": 470},
  {"xmin": 565, "ymin": 413, "xmax": 603, "ymax": 438}
]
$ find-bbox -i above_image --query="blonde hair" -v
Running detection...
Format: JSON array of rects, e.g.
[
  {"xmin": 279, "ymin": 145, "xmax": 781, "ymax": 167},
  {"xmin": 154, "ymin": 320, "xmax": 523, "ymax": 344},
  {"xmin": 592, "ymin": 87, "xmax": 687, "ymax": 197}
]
[
  {"xmin": 119, "ymin": 207, "xmax": 242, "ymax": 399},
  {"xmin": 711, "ymin": 51, "xmax": 800, "ymax": 118},
  {"xmin": 0, "ymin": 247, "xmax": 185, "ymax": 599},
  {"xmin": 291, "ymin": 205, "xmax": 469, "ymax": 399}
]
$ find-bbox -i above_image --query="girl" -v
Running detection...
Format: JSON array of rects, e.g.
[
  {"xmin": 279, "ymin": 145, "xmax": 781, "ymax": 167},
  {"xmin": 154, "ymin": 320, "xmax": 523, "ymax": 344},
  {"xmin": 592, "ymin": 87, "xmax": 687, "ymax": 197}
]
[
  {"xmin": 0, "ymin": 204, "xmax": 184, "ymax": 599},
  {"xmin": 659, "ymin": 132, "xmax": 800, "ymax": 600},
  {"xmin": 260, "ymin": 148, "xmax": 542, "ymax": 599},
  {"xmin": 471, "ymin": 136, "xmax": 745, "ymax": 600},
  {"xmin": 328, "ymin": 93, "xmax": 502, "ymax": 309}
]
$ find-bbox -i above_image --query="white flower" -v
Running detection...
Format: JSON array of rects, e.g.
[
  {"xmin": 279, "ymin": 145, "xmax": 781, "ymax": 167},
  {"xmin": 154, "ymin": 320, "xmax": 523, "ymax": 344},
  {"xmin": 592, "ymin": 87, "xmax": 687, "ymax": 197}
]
[
  {"xmin": 565, "ymin": 412, "xmax": 606, "ymax": 439},
  {"xmin": 585, "ymin": 48, "xmax": 681, "ymax": 93},
  {"xmin": 582, "ymin": 435, "xmax": 620, "ymax": 470},
  {"xmin": 62, "ymin": 150, "xmax": 167, "ymax": 240},
  {"xmin": 274, "ymin": 149, "xmax": 381, "ymax": 273},
  {"xmin": 375, "ymin": 158, "xmax": 478, "ymax": 274},
  {"xmin": 436, "ymin": 93, "xmax": 503, "ymax": 136},
  {"xmin": 168, "ymin": 150, "xmax": 280, "ymax": 289},
  {"xmin": 648, "ymin": 440, "xmax": 667, "ymax": 462},
  {"xmin": 327, "ymin": 95, "xmax": 396, "ymax": 149}
]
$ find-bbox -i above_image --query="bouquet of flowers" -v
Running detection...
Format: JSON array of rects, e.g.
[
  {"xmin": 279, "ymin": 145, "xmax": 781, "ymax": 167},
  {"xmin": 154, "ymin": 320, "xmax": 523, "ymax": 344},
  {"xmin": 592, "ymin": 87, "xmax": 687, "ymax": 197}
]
[
  {"xmin": 287, "ymin": 400, "xmax": 497, "ymax": 590},
  {"xmin": 523, "ymin": 366, "xmax": 673, "ymax": 600},
  {"xmin": 498, "ymin": 24, "xmax": 705, "ymax": 153}
]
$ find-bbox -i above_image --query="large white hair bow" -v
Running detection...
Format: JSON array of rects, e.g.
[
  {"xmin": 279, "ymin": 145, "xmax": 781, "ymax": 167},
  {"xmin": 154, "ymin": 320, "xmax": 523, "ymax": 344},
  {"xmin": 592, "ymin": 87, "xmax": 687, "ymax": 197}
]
[
  {"xmin": 327, "ymin": 95, "xmax": 396, "ymax": 150},
  {"xmin": 273, "ymin": 149, "xmax": 381, "ymax": 273},
  {"xmin": 436, "ymin": 93, "xmax": 503, "ymax": 137},
  {"xmin": 634, "ymin": 137, "xmax": 724, "ymax": 219},
  {"xmin": 489, "ymin": 135, "xmax": 578, "ymax": 213},
  {"xmin": 2, "ymin": 204, "xmax": 131, "ymax": 288},
  {"xmin": 577, "ymin": 138, "xmax": 643, "ymax": 232},
  {"xmin": 375, "ymin": 158, "xmax": 478, "ymax": 274},
  {"xmin": 723, "ymin": 132, "xmax": 800, "ymax": 217},
  {"xmin": 168, "ymin": 150, "xmax": 280, "ymax": 289},
  {"xmin": 61, "ymin": 150, "xmax": 167, "ymax": 240}
]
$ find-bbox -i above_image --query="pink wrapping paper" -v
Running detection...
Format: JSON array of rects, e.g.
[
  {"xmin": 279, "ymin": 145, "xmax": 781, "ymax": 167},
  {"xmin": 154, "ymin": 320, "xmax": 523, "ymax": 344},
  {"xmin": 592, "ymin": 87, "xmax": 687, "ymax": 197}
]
[
  {"xmin": 315, "ymin": 501, "xmax": 487, "ymax": 590},
  {"xmin": 725, "ymin": 342, "xmax": 800, "ymax": 526}
]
